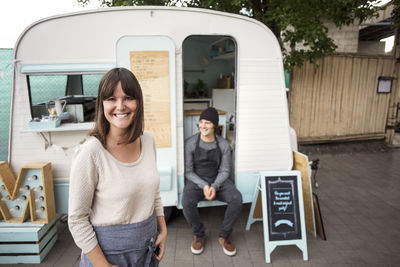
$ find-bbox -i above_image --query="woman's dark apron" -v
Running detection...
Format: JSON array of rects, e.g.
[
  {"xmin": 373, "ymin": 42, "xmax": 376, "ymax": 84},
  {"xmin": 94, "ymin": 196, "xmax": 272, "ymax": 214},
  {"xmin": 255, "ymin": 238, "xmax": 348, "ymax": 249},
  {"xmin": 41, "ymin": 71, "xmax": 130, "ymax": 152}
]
[
  {"xmin": 80, "ymin": 211, "xmax": 158, "ymax": 267},
  {"xmin": 193, "ymin": 134, "xmax": 221, "ymax": 183}
]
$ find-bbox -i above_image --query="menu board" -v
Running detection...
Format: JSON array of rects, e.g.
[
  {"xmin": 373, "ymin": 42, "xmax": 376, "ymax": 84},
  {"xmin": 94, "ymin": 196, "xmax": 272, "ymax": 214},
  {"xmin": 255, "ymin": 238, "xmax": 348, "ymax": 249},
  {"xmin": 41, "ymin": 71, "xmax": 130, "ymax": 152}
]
[
  {"xmin": 265, "ymin": 175, "xmax": 302, "ymax": 241},
  {"xmin": 129, "ymin": 51, "xmax": 171, "ymax": 147}
]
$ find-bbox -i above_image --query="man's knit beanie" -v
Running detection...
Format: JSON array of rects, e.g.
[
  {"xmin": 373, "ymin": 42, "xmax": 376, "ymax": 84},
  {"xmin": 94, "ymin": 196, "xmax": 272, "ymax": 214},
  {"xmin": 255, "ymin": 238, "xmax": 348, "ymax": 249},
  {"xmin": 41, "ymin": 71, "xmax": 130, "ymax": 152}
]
[{"xmin": 199, "ymin": 107, "xmax": 219, "ymax": 126}]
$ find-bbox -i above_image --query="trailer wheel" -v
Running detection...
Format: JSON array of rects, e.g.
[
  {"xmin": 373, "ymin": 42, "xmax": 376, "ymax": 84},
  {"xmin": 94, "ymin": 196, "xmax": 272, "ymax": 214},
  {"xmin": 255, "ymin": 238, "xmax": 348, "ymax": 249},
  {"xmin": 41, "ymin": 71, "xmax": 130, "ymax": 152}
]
[{"xmin": 163, "ymin": 207, "xmax": 174, "ymax": 222}]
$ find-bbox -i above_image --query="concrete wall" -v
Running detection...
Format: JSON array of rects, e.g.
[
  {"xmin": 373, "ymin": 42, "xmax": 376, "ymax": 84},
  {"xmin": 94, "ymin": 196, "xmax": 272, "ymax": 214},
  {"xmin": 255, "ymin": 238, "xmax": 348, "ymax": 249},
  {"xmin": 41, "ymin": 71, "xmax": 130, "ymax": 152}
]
[
  {"xmin": 324, "ymin": 20, "xmax": 359, "ymax": 53},
  {"xmin": 282, "ymin": 20, "xmax": 359, "ymax": 54}
]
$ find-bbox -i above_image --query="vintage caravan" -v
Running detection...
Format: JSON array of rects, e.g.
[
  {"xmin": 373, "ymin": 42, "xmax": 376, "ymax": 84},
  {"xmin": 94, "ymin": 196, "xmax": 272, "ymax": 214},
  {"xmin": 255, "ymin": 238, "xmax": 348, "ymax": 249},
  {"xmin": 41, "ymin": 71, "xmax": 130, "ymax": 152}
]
[{"xmin": 9, "ymin": 6, "xmax": 295, "ymax": 218}]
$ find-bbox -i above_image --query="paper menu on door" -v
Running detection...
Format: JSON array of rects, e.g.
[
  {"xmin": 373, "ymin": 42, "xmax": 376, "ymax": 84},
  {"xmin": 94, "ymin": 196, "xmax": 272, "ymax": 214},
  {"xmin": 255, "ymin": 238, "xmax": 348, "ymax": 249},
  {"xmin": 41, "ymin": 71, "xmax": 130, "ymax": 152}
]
[{"xmin": 129, "ymin": 51, "xmax": 171, "ymax": 148}]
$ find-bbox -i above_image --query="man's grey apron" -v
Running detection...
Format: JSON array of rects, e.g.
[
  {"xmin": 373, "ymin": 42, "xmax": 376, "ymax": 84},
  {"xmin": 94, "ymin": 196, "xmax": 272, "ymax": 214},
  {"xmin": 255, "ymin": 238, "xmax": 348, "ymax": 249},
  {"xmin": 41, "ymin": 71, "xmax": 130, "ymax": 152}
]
[
  {"xmin": 80, "ymin": 211, "xmax": 158, "ymax": 267},
  {"xmin": 193, "ymin": 134, "xmax": 222, "ymax": 184}
]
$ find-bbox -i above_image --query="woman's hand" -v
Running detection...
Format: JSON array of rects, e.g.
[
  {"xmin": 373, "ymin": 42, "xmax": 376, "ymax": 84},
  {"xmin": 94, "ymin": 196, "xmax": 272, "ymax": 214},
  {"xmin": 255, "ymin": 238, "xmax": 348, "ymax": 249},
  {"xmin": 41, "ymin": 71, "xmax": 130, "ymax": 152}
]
[
  {"xmin": 155, "ymin": 216, "xmax": 167, "ymax": 262},
  {"xmin": 86, "ymin": 245, "xmax": 120, "ymax": 267}
]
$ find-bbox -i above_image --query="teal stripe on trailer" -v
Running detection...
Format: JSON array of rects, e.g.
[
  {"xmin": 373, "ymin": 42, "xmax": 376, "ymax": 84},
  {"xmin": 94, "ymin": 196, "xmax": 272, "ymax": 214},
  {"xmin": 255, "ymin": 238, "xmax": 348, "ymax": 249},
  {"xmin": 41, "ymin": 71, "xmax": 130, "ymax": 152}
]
[
  {"xmin": 236, "ymin": 171, "xmax": 260, "ymax": 203},
  {"xmin": 20, "ymin": 63, "xmax": 116, "ymax": 74},
  {"xmin": 158, "ymin": 164, "xmax": 172, "ymax": 191},
  {"xmin": 54, "ymin": 181, "xmax": 70, "ymax": 214},
  {"xmin": 54, "ymin": 164, "xmax": 174, "ymax": 214}
]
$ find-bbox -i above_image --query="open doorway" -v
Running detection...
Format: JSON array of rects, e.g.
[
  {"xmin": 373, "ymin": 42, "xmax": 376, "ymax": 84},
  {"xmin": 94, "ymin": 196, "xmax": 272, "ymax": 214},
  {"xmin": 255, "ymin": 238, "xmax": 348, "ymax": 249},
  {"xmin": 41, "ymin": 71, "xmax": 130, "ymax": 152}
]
[{"xmin": 182, "ymin": 35, "xmax": 237, "ymax": 149}]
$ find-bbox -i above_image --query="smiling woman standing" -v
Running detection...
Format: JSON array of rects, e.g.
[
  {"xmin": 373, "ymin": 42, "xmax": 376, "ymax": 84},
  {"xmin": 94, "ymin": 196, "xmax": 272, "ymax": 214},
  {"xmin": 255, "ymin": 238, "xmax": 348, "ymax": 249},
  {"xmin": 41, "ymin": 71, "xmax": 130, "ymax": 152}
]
[{"xmin": 68, "ymin": 68, "xmax": 167, "ymax": 267}]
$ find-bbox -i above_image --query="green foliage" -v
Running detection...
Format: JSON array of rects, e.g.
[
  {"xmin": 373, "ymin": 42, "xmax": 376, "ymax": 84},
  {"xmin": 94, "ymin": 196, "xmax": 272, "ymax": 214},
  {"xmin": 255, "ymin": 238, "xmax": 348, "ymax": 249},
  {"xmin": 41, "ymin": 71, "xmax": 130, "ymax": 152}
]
[
  {"xmin": 78, "ymin": 0, "xmax": 385, "ymax": 69},
  {"xmin": 181, "ymin": 0, "xmax": 381, "ymax": 69}
]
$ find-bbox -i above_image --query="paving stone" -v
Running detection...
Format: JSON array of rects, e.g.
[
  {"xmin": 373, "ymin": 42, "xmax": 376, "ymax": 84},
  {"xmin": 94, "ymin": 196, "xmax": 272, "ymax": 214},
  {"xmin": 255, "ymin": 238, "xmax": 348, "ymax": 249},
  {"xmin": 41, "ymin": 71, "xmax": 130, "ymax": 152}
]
[
  {"xmin": 13, "ymin": 144, "xmax": 400, "ymax": 266},
  {"xmin": 159, "ymin": 260, "xmax": 174, "ymax": 267},
  {"xmin": 53, "ymin": 254, "xmax": 80, "ymax": 267},
  {"xmin": 174, "ymin": 259, "xmax": 194, "ymax": 267}
]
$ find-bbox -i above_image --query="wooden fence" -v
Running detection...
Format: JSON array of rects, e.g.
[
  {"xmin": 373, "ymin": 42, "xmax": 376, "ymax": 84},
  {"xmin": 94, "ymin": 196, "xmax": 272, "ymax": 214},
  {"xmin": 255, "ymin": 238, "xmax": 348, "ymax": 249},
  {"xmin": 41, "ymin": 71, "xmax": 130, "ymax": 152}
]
[{"xmin": 288, "ymin": 53, "xmax": 400, "ymax": 143}]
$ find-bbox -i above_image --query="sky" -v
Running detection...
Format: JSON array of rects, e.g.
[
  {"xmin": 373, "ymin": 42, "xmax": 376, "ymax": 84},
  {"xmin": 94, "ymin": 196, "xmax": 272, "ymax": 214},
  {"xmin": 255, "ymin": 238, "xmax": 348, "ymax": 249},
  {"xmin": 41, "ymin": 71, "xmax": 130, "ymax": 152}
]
[
  {"xmin": 0, "ymin": 0, "xmax": 394, "ymax": 50},
  {"xmin": 0, "ymin": 0, "xmax": 103, "ymax": 48}
]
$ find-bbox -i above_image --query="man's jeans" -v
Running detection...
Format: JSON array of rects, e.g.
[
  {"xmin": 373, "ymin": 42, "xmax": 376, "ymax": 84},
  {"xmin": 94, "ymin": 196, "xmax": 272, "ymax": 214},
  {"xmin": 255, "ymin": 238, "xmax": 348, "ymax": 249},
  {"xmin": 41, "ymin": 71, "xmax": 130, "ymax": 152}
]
[{"xmin": 182, "ymin": 179, "xmax": 243, "ymax": 238}]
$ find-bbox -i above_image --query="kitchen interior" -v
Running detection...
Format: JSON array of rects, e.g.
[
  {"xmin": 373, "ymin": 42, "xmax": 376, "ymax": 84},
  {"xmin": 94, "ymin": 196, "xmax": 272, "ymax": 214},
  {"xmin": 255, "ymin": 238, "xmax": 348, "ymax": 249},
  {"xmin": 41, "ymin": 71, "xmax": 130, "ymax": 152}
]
[
  {"xmin": 28, "ymin": 74, "xmax": 101, "ymax": 128},
  {"xmin": 183, "ymin": 35, "xmax": 236, "ymax": 147}
]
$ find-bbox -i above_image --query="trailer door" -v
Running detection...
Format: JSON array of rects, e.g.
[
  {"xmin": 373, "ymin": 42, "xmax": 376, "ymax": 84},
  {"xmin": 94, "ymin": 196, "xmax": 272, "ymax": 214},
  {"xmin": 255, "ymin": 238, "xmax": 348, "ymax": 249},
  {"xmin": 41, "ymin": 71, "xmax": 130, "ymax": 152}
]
[{"xmin": 116, "ymin": 36, "xmax": 178, "ymax": 207}]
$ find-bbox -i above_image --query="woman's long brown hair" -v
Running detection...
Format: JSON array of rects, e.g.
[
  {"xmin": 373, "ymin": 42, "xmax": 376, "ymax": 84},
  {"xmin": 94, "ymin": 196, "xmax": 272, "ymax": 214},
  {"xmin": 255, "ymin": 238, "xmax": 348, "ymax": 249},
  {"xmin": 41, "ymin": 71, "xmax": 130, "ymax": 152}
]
[{"xmin": 89, "ymin": 67, "xmax": 144, "ymax": 146}]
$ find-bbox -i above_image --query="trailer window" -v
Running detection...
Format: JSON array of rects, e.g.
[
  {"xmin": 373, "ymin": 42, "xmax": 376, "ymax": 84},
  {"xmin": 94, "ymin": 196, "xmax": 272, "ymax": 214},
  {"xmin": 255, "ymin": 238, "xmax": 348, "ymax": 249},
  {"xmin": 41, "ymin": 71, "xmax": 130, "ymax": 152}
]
[
  {"xmin": 29, "ymin": 75, "xmax": 67, "ymax": 105},
  {"xmin": 83, "ymin": 74, "xmax": 104, "ymax": 95},
  {"xmin": 28, "ymin": 73, "xmax": 103, "ymax": 122}
]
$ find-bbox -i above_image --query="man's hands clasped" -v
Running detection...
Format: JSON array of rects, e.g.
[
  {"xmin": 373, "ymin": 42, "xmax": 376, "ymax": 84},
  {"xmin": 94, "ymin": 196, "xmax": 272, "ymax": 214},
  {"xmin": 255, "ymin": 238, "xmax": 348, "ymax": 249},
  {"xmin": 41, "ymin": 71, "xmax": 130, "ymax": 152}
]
[{"xmin": 203, "ymin": 185, "xmax": 216, "ymax": 201}]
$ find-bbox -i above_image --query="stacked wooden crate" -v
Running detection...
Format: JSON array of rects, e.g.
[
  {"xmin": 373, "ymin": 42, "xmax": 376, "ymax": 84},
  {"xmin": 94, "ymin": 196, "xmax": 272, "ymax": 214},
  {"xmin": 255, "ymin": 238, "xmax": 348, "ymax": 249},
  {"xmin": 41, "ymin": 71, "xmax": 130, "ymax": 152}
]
[
  {"xmin": 0, "ymin": 162, "xmax": 59, "ymax": 263},
  {"xmin": 0, "ymin": 215, "xmax": 59, "ymax": 264}
]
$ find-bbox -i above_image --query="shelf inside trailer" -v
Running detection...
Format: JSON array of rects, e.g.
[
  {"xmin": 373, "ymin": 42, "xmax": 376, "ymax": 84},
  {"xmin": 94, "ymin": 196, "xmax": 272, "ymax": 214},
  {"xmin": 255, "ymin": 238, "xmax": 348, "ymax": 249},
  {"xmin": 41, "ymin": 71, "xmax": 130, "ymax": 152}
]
[{"xmin": 22, "ymin": 122, "xmax": 94, "ymax": 133}]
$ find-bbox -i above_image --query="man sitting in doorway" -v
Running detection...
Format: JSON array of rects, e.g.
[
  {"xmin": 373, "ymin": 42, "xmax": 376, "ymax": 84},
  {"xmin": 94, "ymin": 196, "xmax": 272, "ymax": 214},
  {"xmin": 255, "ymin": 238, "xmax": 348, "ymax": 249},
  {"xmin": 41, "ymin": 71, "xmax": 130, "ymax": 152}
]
[{"xmin": 182, "ymin": 107, "xmax": 243, "ymax": 256}]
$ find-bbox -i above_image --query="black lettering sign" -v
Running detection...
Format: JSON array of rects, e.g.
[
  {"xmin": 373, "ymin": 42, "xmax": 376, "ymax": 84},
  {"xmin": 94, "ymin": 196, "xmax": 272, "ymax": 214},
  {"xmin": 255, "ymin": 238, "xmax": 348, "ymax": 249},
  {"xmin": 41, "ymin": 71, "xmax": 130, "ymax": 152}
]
[{"xmin": 265, "ymin": 176, "xmax": 301, "ymax": 241}]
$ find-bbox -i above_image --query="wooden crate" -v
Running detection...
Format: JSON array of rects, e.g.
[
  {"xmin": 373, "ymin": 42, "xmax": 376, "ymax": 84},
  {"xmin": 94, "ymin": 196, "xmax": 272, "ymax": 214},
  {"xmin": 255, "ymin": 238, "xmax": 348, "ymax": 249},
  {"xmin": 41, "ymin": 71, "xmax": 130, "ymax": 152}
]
[{"xmin": 0, "ymin": 215, "xmax": 59, "ymax": 264}]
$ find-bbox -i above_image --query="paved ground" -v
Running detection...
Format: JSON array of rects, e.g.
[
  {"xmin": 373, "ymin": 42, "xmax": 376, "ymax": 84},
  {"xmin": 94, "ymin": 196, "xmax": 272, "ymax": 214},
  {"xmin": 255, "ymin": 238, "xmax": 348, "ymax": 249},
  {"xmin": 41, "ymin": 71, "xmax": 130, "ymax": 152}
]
[{"xmin": 4, "ymin": 141, "xmax": 400, "ymax": 266}]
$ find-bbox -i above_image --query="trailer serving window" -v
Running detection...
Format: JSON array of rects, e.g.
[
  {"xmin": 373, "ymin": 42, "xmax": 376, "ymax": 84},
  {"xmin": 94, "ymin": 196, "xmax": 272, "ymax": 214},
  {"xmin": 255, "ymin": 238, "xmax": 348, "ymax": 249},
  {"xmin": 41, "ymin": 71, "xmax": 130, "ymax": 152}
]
[
  {"xmin": 27, "ymin": 73, "xmax": 103, "ymax": 123},
  {"xmin": 20, "ymin": 63, "xmax": 114, "ymax": 129}
]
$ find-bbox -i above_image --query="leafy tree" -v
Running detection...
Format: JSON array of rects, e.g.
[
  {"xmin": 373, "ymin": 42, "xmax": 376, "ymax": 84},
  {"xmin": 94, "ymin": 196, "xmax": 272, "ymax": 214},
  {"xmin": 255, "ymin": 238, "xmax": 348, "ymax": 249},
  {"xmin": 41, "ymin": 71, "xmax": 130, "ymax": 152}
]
[{"xmin": 78, "ymin": 0, "xmax": 383, "ymax": 69}]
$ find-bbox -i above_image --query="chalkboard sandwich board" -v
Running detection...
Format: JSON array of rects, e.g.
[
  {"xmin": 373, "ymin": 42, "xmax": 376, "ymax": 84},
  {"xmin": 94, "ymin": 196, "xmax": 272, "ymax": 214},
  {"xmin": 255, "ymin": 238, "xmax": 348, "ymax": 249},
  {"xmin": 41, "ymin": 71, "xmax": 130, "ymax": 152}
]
[
  {"xmin": 260, "ymin": 170, "xmax": 308, "ymax": 263},
  {"xmin": 266, "ymin": 175, "xmax": 301, "ymax": 241}
]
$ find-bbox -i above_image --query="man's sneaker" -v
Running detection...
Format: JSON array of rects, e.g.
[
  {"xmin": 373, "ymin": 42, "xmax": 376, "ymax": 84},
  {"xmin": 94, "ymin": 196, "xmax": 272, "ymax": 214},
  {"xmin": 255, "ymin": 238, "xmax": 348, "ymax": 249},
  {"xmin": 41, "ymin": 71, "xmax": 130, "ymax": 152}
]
[
  {"xmin": 191, "ymin": 235, "xmax": 205, "ymax": 254},
  {"xmin": 218, "ymin": 236, "xmax": 237, "ymax": 256}
]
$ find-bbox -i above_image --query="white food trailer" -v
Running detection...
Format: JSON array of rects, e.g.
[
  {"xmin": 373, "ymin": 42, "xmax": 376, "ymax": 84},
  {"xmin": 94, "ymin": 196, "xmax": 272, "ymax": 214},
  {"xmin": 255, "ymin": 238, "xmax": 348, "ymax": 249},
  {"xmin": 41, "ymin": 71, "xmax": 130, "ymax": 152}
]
[{"xmin": 8, "ymin": 6, "xmax": 297, "ymax": 217}]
